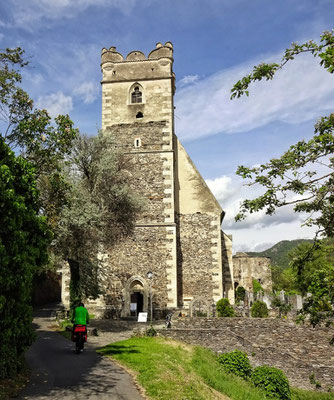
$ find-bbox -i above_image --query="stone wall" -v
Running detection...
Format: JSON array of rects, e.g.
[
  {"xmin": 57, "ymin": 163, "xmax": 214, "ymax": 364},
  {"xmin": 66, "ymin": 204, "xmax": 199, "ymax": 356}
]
[
  {"xmin": 160, "ymin": 317, "xmax": 334, "ymax": 391},
  {"xmin": 221, "ymin": 233, "xmax": 234, "ymax": 303},
  {"xmin": 92, "ymin": 225, "xmax": 175, "ymax": 317},
  {"xmin": 106, "ymin": 121, "xmax": 168, "ymax": 152},
  {"xmin": 178, "ymin": 213, "xmax": 221, "ymax": 307},
  {"xmin": 233, "ymin": 253, "xmax": 272, "ymax": 292}
]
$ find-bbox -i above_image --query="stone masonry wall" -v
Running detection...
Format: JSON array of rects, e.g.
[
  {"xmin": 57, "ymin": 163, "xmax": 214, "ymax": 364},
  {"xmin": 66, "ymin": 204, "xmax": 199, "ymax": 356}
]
[
  {"xmin": 103, "ymin": 226, "xmax": 175, "ymax": 313},
  {"xmin": 106, "ymin": 121, "xmax": 168, "ymax": 152},
  {"xmin": 233, "ymin": 254, "xmax": 272, "ymax": 292},
  {"xmin": 178, "ymin": 213, "xmax": 221, "ymax": 306},
  {"xmin": 160, "ymin": 317, "xmax": 334, "ymax": 391},
  {"xmin": 221, "ymin": 233, "xmax": 234, "ymax": 303},
  {"xmin": 106, "ymin": 122, "xmax": 173, "ymax": 224}
]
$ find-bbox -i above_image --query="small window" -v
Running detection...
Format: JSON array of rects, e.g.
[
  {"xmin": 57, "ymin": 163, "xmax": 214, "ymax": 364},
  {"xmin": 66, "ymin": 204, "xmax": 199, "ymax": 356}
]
[
  {"xmin": 134, "ymin": 138, "xmax": 141, "ymax": 147},
  {"xmin": 131, "ymin": 86, "xmax": 142, "ymax": 103},
  {"xmin": 136, "ymin": 112, "xmax": 143, "ymax": 118}
]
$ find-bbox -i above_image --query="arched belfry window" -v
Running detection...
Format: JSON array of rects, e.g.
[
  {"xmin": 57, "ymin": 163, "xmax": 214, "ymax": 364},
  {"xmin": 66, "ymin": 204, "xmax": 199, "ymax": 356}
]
[
  {"xmin": 131, "ymin": 86, "xmax": 142, "ymax": 103},
  {"xmin": 128, "ymin": 83, "xmax": 145, "ymax": 105}
]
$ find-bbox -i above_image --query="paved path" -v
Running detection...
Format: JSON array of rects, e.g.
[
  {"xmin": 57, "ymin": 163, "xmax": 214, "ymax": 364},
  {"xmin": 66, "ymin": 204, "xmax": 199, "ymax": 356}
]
[{"xmin": 18, "ymin": 313, "xmax": 144, "ymax": 400}]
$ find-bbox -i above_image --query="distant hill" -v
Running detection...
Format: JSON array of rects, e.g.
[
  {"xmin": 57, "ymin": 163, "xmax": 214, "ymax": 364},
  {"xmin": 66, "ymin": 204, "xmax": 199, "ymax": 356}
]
[{"xmin": 246, "ymin": 239, "xmax": 313, "ymax": 268}]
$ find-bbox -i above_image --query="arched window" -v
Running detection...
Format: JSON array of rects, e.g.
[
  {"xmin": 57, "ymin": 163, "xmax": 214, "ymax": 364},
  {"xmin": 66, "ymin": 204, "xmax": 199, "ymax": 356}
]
[
  {"xmin": 131, "ymin": 86, "xmax": 142, "ymax": 103},
  {"xmin": 136, "ymin": 111, "xmax": 143, "ymax": 118}
]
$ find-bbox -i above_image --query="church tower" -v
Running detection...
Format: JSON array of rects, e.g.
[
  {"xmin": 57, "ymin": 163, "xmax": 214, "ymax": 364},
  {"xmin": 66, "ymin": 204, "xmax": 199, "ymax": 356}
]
[
  {"xmin": 98, "ymin": 42, "xmax": 234, "ymax": 318},
  {"xmin": 101, "ymin": 42, "xmax": 178, "ymax": 315}
]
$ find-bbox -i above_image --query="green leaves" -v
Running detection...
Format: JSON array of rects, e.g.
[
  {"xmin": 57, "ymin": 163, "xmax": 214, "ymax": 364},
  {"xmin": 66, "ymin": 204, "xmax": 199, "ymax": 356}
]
[
  {"xmin": 251, "ymin": 366, "xmax": 291, "ymax": 400},
  {"xmin": 235, "ymin": 112, "xmax": 334, "ymax": 237},
  {"xmin": 231, "ymin": 30, "xmax": 334, "ymax": 99},
  {"xmin": 230, "ymin": 30, "xmax": 334, "ymax": 332},
  {"xmin": 216, "ymin": 298, "xmax": 235, "ymax": 317},
  {"xmin": 0, "ymin": 47, "xmax": 79, "ymax": 378},
  {"xmin": 218, "ymin": 350, "xmax": 252, "ymax": 379},
  {"xmin": 0, "ymin": 138, "xmax": 50, "ymax": 379},
  {"xmin": 53, "ymin": 134, "xmax": 142, "ymax": 303}
]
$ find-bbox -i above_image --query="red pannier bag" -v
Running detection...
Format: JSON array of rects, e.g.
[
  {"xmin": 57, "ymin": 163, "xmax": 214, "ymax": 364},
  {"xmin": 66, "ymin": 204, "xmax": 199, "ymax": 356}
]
[{"xmin": 72, "ymin": 325, "xmax": 87, "ymax": 342}]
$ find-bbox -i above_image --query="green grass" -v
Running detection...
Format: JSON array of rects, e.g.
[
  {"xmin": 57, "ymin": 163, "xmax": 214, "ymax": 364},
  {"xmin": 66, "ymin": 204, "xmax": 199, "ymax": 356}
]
[
  {"xmin": 98, "ymin": 337, "xmax": 334, "ymax": 400},
  {"xmin": 291, "ymin": 388, "xmax": 334, "ymax": 400},
  {"xmin": 98, "ymin": 336, "xmax": 228, "ymax": 400}
]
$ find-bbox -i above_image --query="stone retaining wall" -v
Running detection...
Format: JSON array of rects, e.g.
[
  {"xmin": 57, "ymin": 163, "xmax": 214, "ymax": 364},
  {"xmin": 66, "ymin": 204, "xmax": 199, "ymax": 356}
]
[{"xmin": 159, "ymin": 317, "xmax": 334, "ymax": 391}]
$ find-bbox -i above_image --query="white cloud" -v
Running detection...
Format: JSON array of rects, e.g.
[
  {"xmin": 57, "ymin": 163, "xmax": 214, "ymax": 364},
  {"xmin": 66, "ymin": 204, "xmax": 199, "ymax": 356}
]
[
  {"xmin": 36, "ymin": 91, "xmax": 73, "ymax": 117},
  {"xmin": 229, "ymin": 220, "xmax": 317, "ymax": 253},
  {"xmin": 9, "ymin": 0, "xmax": 140, "ymax": 28},
  {"xmin": 206, "ymin": 173, "xmax": 318, "ymax": 252},
  {"xmin": 206, "ymin": 176, "xmax": 242, "ymax": 204},
  {"xmin": 178, "ymin": 75, "xmax": 200, "ymax": 87},
  {"xmin": 175, "ymin": 53, "xmax": 334, "ymax": 141},
  {"xmin": 206, "ymin": 172, "xmax": 307, "ymax": 229},
  {"xmin": 74, "ymin": 81, "xmax": 99, "ymax": 104}
]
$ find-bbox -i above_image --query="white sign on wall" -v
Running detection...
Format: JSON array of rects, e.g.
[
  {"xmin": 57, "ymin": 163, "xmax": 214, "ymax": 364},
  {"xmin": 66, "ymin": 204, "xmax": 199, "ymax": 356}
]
[{"xmin": 138, "ymin": 312, "xmax": 148, "ymax": 322}]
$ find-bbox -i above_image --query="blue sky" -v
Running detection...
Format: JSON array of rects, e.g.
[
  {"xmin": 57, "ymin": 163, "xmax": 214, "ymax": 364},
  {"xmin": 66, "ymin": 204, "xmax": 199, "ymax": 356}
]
[{"xmin": 1, "ymin": 0, "xmax": 333, "ymax": 252}]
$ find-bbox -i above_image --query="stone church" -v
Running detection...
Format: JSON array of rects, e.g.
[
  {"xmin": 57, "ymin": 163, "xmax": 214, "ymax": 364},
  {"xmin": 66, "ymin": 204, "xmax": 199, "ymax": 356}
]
[{"xmin": 62, "ymin": 42, "xmax": 234, "ymax": 318}]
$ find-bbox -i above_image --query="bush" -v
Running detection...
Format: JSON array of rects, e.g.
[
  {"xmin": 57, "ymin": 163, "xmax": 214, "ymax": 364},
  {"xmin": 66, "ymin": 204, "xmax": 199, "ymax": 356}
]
[
  {"xmin": 235, "ymin": 286, "xmax": 246, "ymax": 303},
  {"xmin": 251, "ymin": 300, "xmax": 269, "ymax": 318},
  {"xmin": 216, "ymin": 298, "xmax": 235, "ymax": 317},
  {"xmin": 218, "ymin": 350, "xmax": 252, "ymax": 379},
  {"xmin": 251, "ymin": 365, "xmax": 291, "ymax": 399},
  {"xmin": 145, "ymin": 325, "xmax": 157, "ymax": 337}
]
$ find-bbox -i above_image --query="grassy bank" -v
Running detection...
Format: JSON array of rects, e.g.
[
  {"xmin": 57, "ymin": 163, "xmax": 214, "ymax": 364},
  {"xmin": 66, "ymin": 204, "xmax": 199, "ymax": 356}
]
[{"xmin": 98, "ymin": 337, "xmax": 334, "ymax": 400}]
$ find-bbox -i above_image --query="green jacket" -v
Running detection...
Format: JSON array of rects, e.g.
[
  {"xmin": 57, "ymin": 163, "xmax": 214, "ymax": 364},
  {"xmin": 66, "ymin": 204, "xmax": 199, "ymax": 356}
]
[{"xmin": 73, "ymin": 306, "xmax": 89, "ymax": 325}]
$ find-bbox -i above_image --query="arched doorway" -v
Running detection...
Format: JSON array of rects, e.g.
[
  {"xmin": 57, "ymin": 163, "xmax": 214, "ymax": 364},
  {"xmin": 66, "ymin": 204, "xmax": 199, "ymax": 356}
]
[
  {"xmin": 123, "ymin": 276, "xmax": 149, "ymax": 317},
  {"xmin": 130, "ymin": 281, "xmax": 144, "ymax": 316}
]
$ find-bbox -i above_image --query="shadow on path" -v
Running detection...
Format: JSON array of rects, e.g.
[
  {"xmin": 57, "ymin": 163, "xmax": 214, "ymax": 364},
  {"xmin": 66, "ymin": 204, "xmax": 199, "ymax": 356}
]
[{"xmin": 18, "ymin": 306, "xmax": 144, "ymax": 400}]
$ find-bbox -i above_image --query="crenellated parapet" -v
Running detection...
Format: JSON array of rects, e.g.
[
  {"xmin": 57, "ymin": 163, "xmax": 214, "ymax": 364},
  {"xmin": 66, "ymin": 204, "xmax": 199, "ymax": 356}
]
[
  {"xmin": 101, "ymin": 42, "xmax": 175, "ymax": 86},
  {"xmin": 101, "ymin": 41, "xmax": 173, "ymax": 64}
]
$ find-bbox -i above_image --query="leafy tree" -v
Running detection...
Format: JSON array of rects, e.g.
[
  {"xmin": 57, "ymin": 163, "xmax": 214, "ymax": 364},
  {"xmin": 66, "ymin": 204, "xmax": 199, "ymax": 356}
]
[
  {"xmin": 1, "ymin": 47, "xmax": 142, "ymax": 310},
  {"xmin": 271, "ymin": 265, "xmax": 299, "ymax": 293},
  {"xmin": 289, "ymin": 239, "xmax": 334, "ymax": 328},
  {"xmin": 231, "ymin": 31, "xmax": 334, "ymax": 331},
  {"xmin": 0, "ymin": 47, "xmax": 78, "ymax": 230},
  {"xmin": 231, "ymin": 30, "xmax": 334, "ymax": 238},
  {"xmin": 0, "ymin": 138, "xmax": 51, "ymax": 379},
  {"xmin": 53, "ymin": 134, "xmax": 142, "ymax": 307},
  {"xmin": 0, "ymin": 46, "xmax": 77, "ymax": 378}
]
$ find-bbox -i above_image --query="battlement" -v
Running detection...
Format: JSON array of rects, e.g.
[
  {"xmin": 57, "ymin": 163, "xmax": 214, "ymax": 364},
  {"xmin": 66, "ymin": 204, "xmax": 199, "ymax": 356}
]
[
  {"xmin": 101, "ymin": 42, "xmax": 175, "ymax": 84},
  {"xmin": 101, "ymin": 41, "xmax": 173, "ymax": 64}
]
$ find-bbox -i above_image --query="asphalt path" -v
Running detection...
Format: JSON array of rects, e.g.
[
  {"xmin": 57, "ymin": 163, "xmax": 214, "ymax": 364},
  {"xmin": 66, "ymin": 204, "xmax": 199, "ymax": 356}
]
[{"xmin": 18, "ymin": 312, "xmax": 144, "ymax": 400}]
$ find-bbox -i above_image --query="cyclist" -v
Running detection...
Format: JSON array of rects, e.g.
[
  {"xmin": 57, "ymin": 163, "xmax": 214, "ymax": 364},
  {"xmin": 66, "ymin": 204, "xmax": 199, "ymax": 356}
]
[{"xmin": 72, "ymin": 302, "xmax": 89, "ymax": 331}]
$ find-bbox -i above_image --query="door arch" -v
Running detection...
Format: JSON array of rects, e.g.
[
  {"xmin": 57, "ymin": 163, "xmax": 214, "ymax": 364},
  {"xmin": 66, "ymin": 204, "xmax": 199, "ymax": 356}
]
[{"xmin": 123, "ymin": 276, "xmax": 149, "ymax": 317}]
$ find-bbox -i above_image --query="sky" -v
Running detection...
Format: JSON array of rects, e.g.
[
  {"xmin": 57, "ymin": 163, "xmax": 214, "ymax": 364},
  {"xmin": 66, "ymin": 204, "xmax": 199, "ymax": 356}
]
[{"xmin": 0, "ymin": 0, "xmax": 333, "ymax": 252}]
